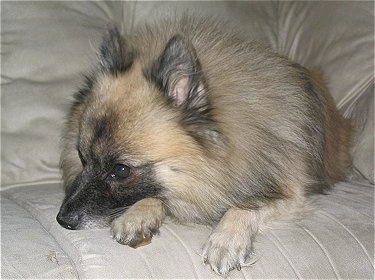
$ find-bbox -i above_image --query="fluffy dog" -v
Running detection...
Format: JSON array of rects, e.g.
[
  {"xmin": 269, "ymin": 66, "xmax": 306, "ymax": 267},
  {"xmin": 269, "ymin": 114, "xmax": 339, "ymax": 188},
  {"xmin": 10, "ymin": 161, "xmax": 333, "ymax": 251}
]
[{"xmin": 57, "ymin": 15, "xmax": 353, "ymax": 276}]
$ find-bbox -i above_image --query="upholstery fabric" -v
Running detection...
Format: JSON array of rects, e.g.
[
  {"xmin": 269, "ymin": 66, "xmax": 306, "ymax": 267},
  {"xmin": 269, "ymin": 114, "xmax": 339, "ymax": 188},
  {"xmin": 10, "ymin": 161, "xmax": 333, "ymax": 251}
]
[{"xmin": 1, "ymin": 182, "xmax": 374, "ymax": 279}]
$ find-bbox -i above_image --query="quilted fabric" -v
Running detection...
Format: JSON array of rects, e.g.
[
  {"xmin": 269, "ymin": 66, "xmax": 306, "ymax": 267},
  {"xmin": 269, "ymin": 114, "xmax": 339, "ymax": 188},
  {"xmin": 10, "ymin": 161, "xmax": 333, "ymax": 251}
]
[{"xmin": 1, "ymin": 182, "xmax": 373, "ymax": 278}]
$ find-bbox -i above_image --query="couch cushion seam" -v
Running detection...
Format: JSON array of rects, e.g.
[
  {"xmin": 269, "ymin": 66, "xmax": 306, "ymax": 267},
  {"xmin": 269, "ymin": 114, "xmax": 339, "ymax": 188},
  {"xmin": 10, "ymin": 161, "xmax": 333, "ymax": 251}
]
[{"xmin": 2, "ymin": 192, "xmax": 81, "ymax": 279}]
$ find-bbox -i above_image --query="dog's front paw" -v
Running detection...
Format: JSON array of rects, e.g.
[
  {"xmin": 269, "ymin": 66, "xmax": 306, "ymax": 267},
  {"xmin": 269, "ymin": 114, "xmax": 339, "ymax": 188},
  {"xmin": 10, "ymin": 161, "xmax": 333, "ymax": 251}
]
[
  {"xmin": 202, "ymin": 230, "xmax": 255, "ymax": 276},
  {"xmin": 111, "ymin": 198, "xmax": 165, "ymax": 248},
  {"xmin": 201, "ymin": 208, "xmax": 260, "ymax": 276}
]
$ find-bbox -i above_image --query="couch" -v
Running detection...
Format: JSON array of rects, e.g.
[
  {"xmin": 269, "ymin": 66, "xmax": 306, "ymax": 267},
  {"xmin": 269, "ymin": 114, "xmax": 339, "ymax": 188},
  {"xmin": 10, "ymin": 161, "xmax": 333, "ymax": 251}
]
[{"xmin": 1, "ymin": 1, "xmax": 374, "ymax": 278}]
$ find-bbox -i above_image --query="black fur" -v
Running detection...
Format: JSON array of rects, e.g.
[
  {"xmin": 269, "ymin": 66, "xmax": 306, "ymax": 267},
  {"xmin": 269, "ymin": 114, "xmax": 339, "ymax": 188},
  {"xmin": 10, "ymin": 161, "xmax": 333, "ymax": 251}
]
[
  {"xmin": 70, "ymin": 74, "xmax": 96, "ymax": 113},
  {"xmin": 79, "ymin": 110, "xmax": 121, "ymax": 173},
  {"xmin": 92, "ymin": 112, "xmax": 117, "ymax": 144},
  {"xmin": 70, "ymin": 27, "xmax": 134, "ymax": 111},
  {"xmin": 57, "ymin": 160, "xmax": 162, "ymax": 229},
  {"xmin": 99, "ymin": 26, "xmax": 135, "ymax": 75}
]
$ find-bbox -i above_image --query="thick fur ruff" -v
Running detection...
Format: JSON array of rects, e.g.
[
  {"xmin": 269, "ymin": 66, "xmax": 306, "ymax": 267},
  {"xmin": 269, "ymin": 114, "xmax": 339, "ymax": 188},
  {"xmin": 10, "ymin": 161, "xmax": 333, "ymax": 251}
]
[{"xmin": 57, "ymin": 15, "xmax": 353, "ymax": 276}]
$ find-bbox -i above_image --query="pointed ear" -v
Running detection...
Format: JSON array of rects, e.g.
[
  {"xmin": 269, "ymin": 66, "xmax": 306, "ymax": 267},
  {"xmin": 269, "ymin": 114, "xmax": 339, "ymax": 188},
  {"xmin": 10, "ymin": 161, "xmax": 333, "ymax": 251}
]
[
  {"xmin": 150, "ymin": 35, "xmax": 207, "ymax": 108},
  {"xmin": 147, "ymin": 35, "xmax": 225, "ymax": 146},
  {"xmin": 99, "ymin": 25, "xmax": 135, "ymax": 75}
]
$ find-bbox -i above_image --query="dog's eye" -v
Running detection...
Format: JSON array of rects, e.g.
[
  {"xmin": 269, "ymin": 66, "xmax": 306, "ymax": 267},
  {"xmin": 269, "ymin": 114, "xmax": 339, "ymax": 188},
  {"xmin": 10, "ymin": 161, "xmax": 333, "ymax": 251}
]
[{"xmin": 110, "ymin": 164, "xmax": 131, "ymax": 179}]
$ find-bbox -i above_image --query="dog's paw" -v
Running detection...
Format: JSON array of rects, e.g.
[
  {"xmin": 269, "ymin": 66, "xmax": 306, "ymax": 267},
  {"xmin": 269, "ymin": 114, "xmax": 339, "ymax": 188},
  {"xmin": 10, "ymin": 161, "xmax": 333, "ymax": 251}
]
[
  {"xmin": 202, "ymin": 229, "xmax": 255, "ymax": 276},
  {"xmin": 111, "ymin": 198, "xmax": 165, "ymax": 248}
]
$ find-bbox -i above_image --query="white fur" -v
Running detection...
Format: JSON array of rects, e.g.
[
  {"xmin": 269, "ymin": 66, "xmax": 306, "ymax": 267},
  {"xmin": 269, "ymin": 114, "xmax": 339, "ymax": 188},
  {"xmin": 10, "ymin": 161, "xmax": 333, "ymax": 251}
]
[
  {"xmin": 111, "ymin": 198, "xmax": 165, "ymax": 246},
  {"xmin": 202, "ymin": 196, "xmax": 306, "ymax": 276}
]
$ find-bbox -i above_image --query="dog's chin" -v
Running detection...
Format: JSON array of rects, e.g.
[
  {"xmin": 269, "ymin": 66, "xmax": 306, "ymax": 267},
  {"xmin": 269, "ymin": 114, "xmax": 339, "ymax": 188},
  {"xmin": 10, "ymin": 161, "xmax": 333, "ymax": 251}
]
[{"xmin": 76, "ymin": 216, "xmax": 112, "ymax": 230}]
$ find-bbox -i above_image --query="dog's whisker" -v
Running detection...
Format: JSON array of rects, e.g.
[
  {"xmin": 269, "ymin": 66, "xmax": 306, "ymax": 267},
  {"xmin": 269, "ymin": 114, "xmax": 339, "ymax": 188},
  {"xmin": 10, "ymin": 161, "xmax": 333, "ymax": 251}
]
[{"xmin": 108, "ymin": 206, "xmax": 129, "ymax": 218}]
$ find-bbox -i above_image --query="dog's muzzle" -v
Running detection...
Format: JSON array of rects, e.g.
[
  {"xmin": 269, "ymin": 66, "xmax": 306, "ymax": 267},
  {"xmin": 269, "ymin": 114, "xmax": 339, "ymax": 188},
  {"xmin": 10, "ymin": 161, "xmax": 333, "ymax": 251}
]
[{"xmin": 56, "ymin": 207, "xmax": 80, "ymax": 230}]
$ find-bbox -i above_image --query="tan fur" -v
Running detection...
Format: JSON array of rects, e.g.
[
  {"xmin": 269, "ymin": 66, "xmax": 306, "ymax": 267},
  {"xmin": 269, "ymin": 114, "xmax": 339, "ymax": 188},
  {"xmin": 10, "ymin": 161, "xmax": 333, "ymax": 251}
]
[
  {"xmin": 60, "ymin": 103, "xmax": 85, "ymax": 188},
  {"xmin": 59, "ymin": 15, "xmax": 353, "ymax": 276},
  {"xmin": 111, "ymin": 198, "xmax": 165, "ymax": 248},
  {"xmin": 310, "ymin": 70, "xmax": 353, "ymax": 184}
]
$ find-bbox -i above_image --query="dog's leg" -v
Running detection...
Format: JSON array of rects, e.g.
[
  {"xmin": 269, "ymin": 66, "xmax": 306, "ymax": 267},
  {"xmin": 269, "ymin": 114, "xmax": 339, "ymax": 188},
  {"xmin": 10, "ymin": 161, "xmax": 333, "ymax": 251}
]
[
  {"xmin": 202, "ymin": 207, "xmax": 258, "ymax": 276},
  {"xmin": 202, "ymin": 198, "xmax": 304, "ymax": 276},
  {"xmin": 111, "ymin": 198, "xmax": 165, "ymax": 248}
]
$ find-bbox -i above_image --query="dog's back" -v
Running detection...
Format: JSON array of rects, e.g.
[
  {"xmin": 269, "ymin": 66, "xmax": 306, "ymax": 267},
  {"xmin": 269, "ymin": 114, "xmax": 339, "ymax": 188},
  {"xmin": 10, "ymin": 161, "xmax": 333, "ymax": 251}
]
[
  {"xmin": 131, "ymin": 15, "xmax": 353, "ymax": 199},
  {"xmin": 310, "ymin": 70, "xmax": 353, "ymax": 184}
]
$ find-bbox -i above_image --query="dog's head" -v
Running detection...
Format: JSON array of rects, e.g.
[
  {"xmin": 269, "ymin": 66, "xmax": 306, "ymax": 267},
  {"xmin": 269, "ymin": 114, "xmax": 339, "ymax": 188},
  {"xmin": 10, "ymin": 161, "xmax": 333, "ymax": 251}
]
[{"xmin": 56, "ymin": 26, "xmax": 223, "ymax": 229}]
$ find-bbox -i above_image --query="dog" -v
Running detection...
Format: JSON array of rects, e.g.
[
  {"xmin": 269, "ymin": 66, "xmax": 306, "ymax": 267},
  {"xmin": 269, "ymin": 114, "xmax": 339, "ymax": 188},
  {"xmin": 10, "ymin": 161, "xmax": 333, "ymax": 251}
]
[{"xmin": 56, "ymin": 15, "xmax": 353, "ymax": 276}]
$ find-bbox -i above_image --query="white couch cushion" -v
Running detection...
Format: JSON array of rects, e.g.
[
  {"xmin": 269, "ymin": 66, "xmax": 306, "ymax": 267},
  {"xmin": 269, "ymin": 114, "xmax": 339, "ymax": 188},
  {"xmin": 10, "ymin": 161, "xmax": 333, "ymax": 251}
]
[
  {"xmin": 1, "ymin": 190, "xmax": 77, "ymax": 278},
  {"xmin": 1, "ymin": 182, "xmax": 373, "ymax": 278}
]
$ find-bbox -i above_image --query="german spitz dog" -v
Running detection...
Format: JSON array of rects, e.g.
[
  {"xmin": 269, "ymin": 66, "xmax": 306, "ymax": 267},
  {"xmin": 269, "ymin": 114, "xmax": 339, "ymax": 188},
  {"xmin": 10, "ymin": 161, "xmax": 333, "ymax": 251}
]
[{"xmin": 57, "ymin": 15, "xmax": 353, "ymax": 275}]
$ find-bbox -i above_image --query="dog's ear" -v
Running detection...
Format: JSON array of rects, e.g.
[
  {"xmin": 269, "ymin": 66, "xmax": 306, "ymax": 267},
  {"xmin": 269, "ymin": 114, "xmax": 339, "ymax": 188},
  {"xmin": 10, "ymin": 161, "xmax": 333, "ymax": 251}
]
[
  {"xmin": 150, "ymin": 35, "xmax": 207, "ymax": 108},
  {"xmin": 148, "ymin": 35, "xmax": 223, "ymax": 146},
  {"xmin": 99, "ymin": 25, "xmax": 134, "ymax": 75}
]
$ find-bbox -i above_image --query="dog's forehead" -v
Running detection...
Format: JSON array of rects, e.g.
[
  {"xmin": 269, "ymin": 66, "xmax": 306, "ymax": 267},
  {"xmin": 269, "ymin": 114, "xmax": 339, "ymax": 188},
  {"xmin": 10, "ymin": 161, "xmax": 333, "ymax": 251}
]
[
  {"xmin": 94, "ymin": 62, "xmax": 149, "ymax": 102},
  {"xmin": 78, "ymin": 61, "xmax": 201, "ymax": 165},
  {"xmin": 77, "ymin": 65, "xmax": 160, "ymax": 160},
  {"xmin": 81, "ymin": 64, "xmax": 148, "ymax": 129}
]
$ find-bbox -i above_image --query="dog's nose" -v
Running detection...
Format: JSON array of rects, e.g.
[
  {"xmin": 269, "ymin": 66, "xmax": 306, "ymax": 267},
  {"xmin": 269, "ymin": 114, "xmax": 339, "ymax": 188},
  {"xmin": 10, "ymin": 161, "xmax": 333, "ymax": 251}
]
[{"xmin": 56, "ymin": 211, "xmax": 79, "ymax": 230}]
